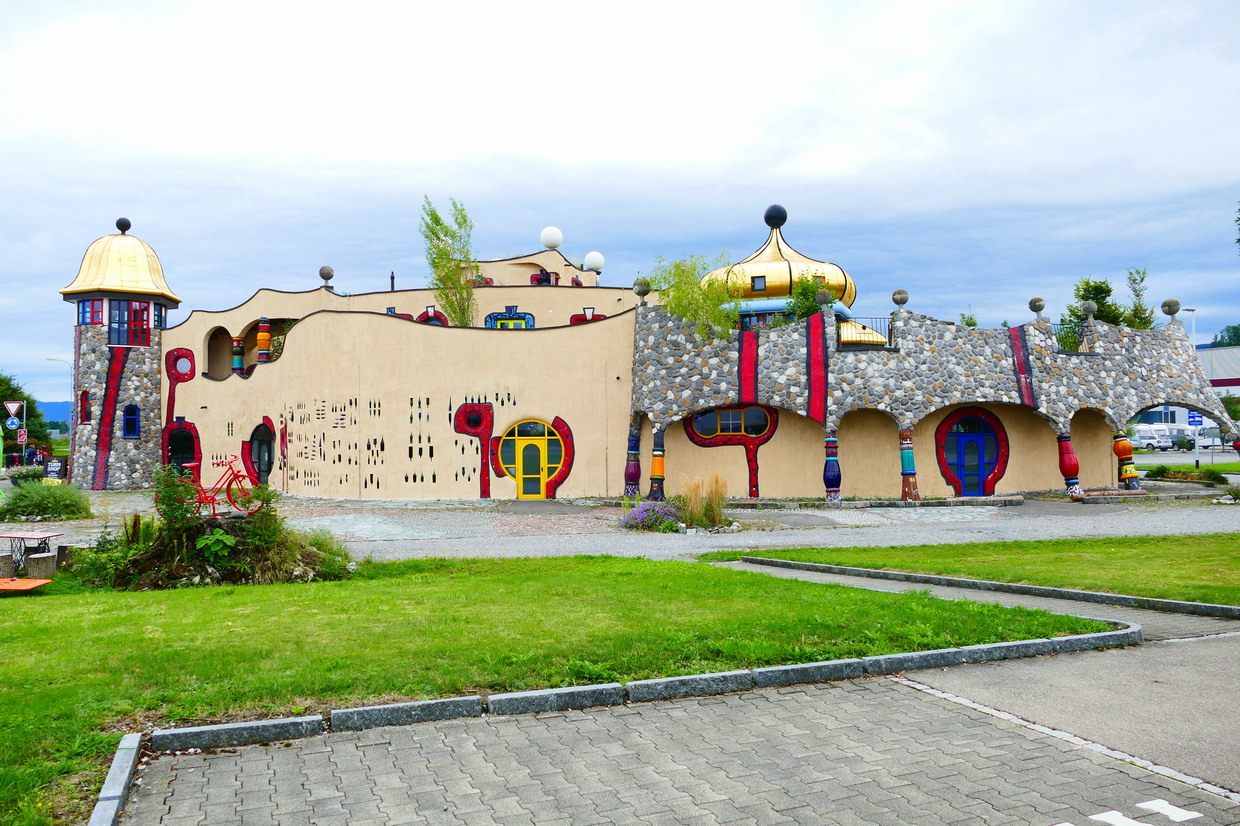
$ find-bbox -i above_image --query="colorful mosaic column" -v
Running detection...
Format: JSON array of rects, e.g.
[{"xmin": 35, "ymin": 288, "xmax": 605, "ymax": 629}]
[
  {"xmin": 647, "ymin": 429, "xmax": 666, "ymax": 501},
  {"xmin": 256, "ymin": 318, "xmax": 271, "ymax": 363},
  {"xmin": 899, "ymin": 429, "xmax": 920, "ymax": 501},
  {"xmin": 823, "ymin": 432, "xmax": 841, "ymax": 503},
  {"xmin": 231, "ymin": 337, "xmax": 245, "ymax": 375},
  {"xmin": 1113, "ymin": 432, "xmax": 1141, "ymax": 490},
  {"xmin": 623, "ymin": 414, "xmax": 642, "ymax": 497},
  {"xmin": 1057, "ymin": 434, "xmax": 1084, "ymax": 500}
]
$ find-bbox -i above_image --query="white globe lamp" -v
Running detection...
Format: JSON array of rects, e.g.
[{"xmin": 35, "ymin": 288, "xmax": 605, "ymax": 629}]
[
  {"xmin": 540, "ymin": 226, "xmax": 563, "ymax": 249},
  {"xmin": 583, "ymin": 250, "xmax": 605, "ymax": 272}
]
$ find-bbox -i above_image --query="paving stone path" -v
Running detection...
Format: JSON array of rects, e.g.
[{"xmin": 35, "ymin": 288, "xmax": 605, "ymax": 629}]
[{"xmin": 122, "ymin": 566, "xmax": 1240, "ymax": 825}]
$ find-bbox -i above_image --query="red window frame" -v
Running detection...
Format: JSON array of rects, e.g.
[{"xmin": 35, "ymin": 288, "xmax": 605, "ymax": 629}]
[{"xmin": 129, "ymin": 301, "xmax": 150, "ymax": 346}]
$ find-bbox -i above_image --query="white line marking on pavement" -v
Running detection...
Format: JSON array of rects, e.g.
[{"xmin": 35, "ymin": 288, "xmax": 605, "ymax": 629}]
[
  {"xmin": 1089, "ymin": 812, "xmax": 1154, "ymax": 825},
  {"xmin": 1135, "ymin": 799, "xmax": 1204, "ymax": 821},
  {"xmin": 1153, "ymin": 631, "xmax": 1240, "ymax": 645},
  {"xmin": 890, "ymin": 676, "xmax": 1240, "ymax": 805}
]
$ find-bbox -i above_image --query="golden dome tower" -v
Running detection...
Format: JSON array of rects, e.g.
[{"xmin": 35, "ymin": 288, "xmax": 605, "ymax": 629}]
[{"xmin": 61, "ymin": 219, "xmax": 178, "ymax": 490}]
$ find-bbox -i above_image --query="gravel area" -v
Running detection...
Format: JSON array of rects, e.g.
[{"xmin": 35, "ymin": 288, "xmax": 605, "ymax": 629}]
[{"xmin": 5, "ymin": 482, "xmax": 1239, "ymax": 563}]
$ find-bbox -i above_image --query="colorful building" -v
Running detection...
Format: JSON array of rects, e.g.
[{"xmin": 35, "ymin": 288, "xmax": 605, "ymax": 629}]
[{"xmin": 61, "ymin": 209, "xmax": 1238, "ymax": 502}]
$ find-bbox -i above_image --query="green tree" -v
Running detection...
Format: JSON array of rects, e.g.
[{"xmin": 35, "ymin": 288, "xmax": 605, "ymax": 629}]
[
  {"xmin": 1210, "ymin": 324, "xmax": 1240, "ymax": 348},
  {"xmin": 1124, "ymin": 268, "xmax": 1156, "ymax": 329},
  {"xmin": 958, "ymin": 312, "xmax": 978, "ymax": 327},
  {"xmin": 646, "ymin": 254, "xmax": 742, "ymax": 340},
  {"xmin": 785, "ymin": 277, "xmax": 831, "ymax": 321},
  {"xmin": 419, "ymin": 196, "xmax": 480, "ymax": 327},
  {"xmin": 1060, "ymin": 273, "xmax": 1157, "ymax": 331},
  {"xmin": 0, "ymin": 372, "xmax": 51, "ymax": 457}
]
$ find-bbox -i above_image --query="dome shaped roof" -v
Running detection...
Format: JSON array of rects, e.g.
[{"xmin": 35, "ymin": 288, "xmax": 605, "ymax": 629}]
[
  {"xmin": 702, "ymin": 209, "xmax": 856, "ymax": 306},
  {"xmin": 60, "ymin": 222, "xmax": 181, "ymax": 305}
]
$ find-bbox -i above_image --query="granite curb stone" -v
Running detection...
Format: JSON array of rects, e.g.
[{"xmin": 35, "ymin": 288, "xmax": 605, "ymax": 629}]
[
  {"xmin": 741, "ymin": 556, "xmax": 1240, "ymax": 619},
  {"xmin": 960, "ymin": 638, "xmax": 1057, "ymax": 662},
  {"xmin": 863, "ymin": 647, "xmax": 967, "ymax": 675},
  {"xmin": 626, "ymin": 670, "xmax": 754, "ymax": 702},
  {"xmin": 86, "ymin": 733, "xmax": 141, "ymax": 826},
  {"xmin": 487, "ymin": 683, "xmax": 625, "ymax": 715},
  {"xmin": 149, "ymin": 715, "xmax": 324, "ymax": 751},
  {"xmin": 752, "ymin": 658, "xmax": 863, "ymax": 688},
  {"xmin": 330, "ymin": 695, "xmax": 483, "ymax": 731}
]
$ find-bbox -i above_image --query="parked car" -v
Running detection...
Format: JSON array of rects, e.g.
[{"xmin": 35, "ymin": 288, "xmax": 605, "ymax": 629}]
[{"xmin": 1135, "ymin": 433, "xmax": 1174, "ymax": 451}]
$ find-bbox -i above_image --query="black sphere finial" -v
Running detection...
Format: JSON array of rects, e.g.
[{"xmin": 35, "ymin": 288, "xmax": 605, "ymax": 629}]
[
  {"xmin": 763, "ymin": 204, "xmax": 787, "ymax": 229},
  {"xmin": 116, "ymin": 217, "xmax": 131, "ymax": 234}
]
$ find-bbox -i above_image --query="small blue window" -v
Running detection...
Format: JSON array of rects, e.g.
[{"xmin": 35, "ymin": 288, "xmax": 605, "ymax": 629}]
[{"xmin": 122, "ymin": 405, "xmax": 140, "ymax": 438}]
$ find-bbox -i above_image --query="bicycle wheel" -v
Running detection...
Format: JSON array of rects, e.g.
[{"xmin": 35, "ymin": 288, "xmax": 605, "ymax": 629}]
[
  {"xmin": 226, "ymin": 474, "xmax": 264, "ymax": 514},
  {"xmin": 155, "ymin": 479, "xmax": 202, "ymax": 519}
]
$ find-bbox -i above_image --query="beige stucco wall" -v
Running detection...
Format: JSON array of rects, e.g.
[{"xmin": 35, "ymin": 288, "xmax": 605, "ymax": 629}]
[
  {"xmin": 1071, "ymin": 408, "xmax": 1119, "ymax": 490},
  {"xmin": 166, "ymin": 284, "xmax": 638, "ymax": 374},
  {"xmin": 166, "ymin": 309, "xmax": 637, "ymax": 499},
  {"xmin": 838, "ymin": 409, "xmax": 903, "ymax": 499},
  {"xmin": 661, "ymin": 409, "xmax": 826, "ymax": 499},
  {"xmin": 476, "ymin": 250, "xmax": 599, "ymax": 287}
]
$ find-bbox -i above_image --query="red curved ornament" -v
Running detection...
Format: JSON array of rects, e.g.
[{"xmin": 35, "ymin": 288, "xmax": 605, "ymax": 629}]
[
  {"xmin": 453, "ymin": 403, "xmax": 495, "ymax": 498},
  {"xmin": 682, "ymin": 406, "xmax": 779, "ymax": 498},
  {"xmin": 544, "ymin": 417, "xmax": 575, "ymax": 499},
  {"xmin": 933, "ymin": 407, "xmax": 1010, "ymax": 496}
]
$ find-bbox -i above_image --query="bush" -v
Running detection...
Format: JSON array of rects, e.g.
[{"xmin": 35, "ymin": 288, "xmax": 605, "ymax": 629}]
[
  {"xmin": 71, "ymin": 528, "xmax": 138, "ymax": 588},
  {"xmin": 0, "ymin": 483, "xmax": 92, "ymax": 520},
  {"xmin": 1201, "ymin": 467, "xmax": 1228, "ymax": 486},
  {"xmin": 1144, "ymin": 465, "xmax": 1168, "ymax": 479},
  {"xmin": 620, "ymin": 500, "xmax": 683, "ymax": 532},
  {"xmin": 676, "ymin": 473, "xmax": 729, "ymax": 528}
]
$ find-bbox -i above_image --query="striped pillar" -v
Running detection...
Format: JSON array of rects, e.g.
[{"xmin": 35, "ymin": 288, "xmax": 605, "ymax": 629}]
[
  {"xmin": 1113, "ymin": 432, "xmax": 1141, "ymax": 490},
  {"xmin": 899, "ymin": 429, "xmax": 921, "ymax": 501},
  {"xmin": 823, "ymin": 432, "xmax": 841, "ymax": 503},
  {"xmin": 623, "ymin": 414, "xmax": 642, "ymax": 497},
  {"xmin": 647, "ymin": 429, "xmax": 666, "ymax": 501},
  {"xmin": 231, "ymin": 337, "xmax": 245, "ymax": 375},
  {"xmin": 1057, "ymin": 434, "xmax": 1084, "ymax": 500},
  {"xmin": 256, "ymin": 318, "xmax": 272, "ymax": 363}
]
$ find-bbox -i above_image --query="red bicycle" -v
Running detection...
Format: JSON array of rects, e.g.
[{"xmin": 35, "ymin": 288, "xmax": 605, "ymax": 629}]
[{"xmin": 157, "ymin": 455, "xmax": 264, "ymax": 518}]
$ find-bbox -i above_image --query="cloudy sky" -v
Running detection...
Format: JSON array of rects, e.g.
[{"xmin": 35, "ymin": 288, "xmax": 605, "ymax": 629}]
[{"xmin": 2, "ymin": 0, "xmax": 1238, "ymax": 402}]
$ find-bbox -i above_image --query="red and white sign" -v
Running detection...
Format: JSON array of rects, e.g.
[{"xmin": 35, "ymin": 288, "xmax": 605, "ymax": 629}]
[
  {"xmin": 3, "ymin": 401, "xmax": 21, "ymax": 417},
  {"xmin": 16, "ymin": 429, "xmax": 27, "ymax": 444}
]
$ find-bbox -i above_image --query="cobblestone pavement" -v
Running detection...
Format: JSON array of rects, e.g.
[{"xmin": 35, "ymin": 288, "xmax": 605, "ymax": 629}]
[{"xmin": 123, "ymin": 678, "xmax": 1239, "ymax": 826}]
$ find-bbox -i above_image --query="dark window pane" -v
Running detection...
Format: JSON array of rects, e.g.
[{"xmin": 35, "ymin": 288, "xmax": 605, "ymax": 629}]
[
  {"xmin": 694, "ymin": 410, "xmax": 718, "ymax": 437},
  {"xmin": 743, "ymin": 407, "xmax": 768, "ymax": 436},
  {"xmin": 500, "ymin": 439, "xmax": 516, "ymax": 464},
  {"xmin": 517, "ymin": 421, "xmax": 545, "ymax": 437},
  {"xmin": 547, "ymin": 440, "xmax": 562, "ymax": 464},
  {"xmin": 522, "ymin": 476, "xmax": 541, "ymax": 495}
]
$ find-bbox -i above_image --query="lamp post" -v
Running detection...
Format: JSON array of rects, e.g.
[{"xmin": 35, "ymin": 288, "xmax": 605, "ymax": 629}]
[{"xmin": 1180, "ymin": 311, "xmax": 1201, "ymax": 468}]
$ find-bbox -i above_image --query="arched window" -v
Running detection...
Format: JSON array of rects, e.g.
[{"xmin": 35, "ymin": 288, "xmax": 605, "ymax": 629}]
[
  {"xmin": 79, "ymin": 390, "xmax": 91, "ymax": 423},
  {"xmin": 122, "ymin": 405, "xmax": 140, "ymax": 438}
]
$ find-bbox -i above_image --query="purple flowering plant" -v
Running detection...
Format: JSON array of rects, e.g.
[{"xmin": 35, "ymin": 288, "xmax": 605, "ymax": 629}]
[{"xmin": 619, "ymin": 500, "xmax": 683, "ymax": 533}]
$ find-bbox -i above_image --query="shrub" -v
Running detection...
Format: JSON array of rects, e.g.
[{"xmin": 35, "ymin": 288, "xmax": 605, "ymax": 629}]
[
  {"xmin": 0, "ymin": 483, "xmax": 92, "ymax": 520},
  {"xmin": 71, "ymin": 528, "xmax": 138, "ymax": 588},
  {"xmin": 620, "ymin": 500, "xmax": 683, "ymax": 532},
  {"xmin": 1144, "ymin": 465, "xmax": 1168, "ymax": 479},
  {"xmin": 1201, "ymin": 467, "xmax": 1228, "ymax": 486},
  {"xmin": 675, "ymin": 473, "xmax": 729, "ymax": 528}
]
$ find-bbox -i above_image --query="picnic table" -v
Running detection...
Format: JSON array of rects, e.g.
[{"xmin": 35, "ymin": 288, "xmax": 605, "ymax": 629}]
[
  {"xmin": 0, "ymin": 578, "xmax": 51, "ymax": 592},
  {"xmin": 0, "ymin": 531, "xmax": 64, "ymax": 571}
]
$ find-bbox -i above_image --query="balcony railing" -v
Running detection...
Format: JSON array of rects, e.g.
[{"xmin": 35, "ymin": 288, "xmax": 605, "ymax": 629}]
[
  {"xmin": 838, "ymin": 317, "xmax": 893, "ymax": 348},
  {"xmin": 1051, "ymin": 323, "xmax": 1096, "ymax": 354}
]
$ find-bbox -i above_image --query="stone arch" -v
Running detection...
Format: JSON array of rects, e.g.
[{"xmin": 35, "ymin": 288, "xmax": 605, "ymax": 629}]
[
  {"xmin": 204, "ymin": 326, "xmax": 234, "ymax": 379},
  {"xmin": 837, "ymin": 408, "xmax": 902, "ymax": 499},
  {"xmin": 1126, "ymin": 399, "xmax": 1236, "ymax": 439}
]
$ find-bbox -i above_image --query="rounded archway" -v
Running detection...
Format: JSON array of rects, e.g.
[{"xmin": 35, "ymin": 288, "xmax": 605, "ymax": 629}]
[
  {"xmin": 249, "ymin": 423, "xmax": 275, "ymax": 484},
  {"xmin": 934, "ymin": 407, "xmax": 1010, "ymax": 496}
]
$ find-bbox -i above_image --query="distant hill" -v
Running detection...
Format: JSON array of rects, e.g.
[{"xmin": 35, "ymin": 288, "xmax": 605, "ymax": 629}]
[{"xmin": 37, "ymin": 401, "xmax": 71, "ymax": 422}]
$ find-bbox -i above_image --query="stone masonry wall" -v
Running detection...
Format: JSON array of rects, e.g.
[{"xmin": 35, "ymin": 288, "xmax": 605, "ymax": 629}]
[
  {"xmin": 71, "ymin": 324, "xmax": 163, "ymax": 490},
  {"xmin": 630, "ymin": 305, "xmax": 1238, "ymax": 439}
]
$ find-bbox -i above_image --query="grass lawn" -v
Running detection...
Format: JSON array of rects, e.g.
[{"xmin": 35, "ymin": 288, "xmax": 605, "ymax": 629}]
[
  {"xmin": 701, "ymin": 533, "xmax": 1240, "ymax": 605},
  {"xmin": 0, "ymin": 556, "xmax": 1106, "ymax": 824},
  {"xmin": 1147, "ymin": 461, "xmax": 1240, "ymax": 474}
]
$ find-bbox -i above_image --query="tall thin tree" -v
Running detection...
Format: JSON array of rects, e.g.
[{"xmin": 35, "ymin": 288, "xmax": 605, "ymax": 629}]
[{"xmin": 419, "ymin": 196, "xmax": 481, "ymax": 327}]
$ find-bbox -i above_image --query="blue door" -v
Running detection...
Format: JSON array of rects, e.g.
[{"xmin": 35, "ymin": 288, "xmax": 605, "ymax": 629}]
[{"xmin": 946, "ymin": 419, "xmax": 997, "ymax": 496}]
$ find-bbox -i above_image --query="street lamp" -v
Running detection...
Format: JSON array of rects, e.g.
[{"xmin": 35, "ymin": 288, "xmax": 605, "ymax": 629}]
[{"xmin": 1180, "ymin": 310, "xmax": 1202, "ymax": 468}]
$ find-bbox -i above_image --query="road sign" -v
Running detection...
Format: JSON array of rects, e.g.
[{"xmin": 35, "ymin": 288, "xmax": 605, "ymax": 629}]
[
  {"xmin": 4, "ymin": 416, "xmax": 17, "ymax": 431},
  {"xmin": 16, "ymin": 429, "xmax": 27, "ymax": 444},
  {"xmin": 3, "ymin": 401, "xmax": 21, "ymax": 417},
  {"xmin": 1188, "ymin": 411, "xmax": 1203, "ymax": 426}
]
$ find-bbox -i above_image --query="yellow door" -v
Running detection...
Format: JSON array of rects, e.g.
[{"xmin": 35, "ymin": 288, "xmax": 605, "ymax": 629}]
[{"xmin": 517, "ymin": 440, "xmax": 546, "ymax": 499}]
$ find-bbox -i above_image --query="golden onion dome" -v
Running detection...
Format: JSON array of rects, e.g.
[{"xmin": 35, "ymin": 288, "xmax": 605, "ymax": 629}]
[
  {"xmin": 60, "ymin": 219, "xmax": 181, "ymax": 305},
  {"xmin": 701, "ymin": 205, "xmax": 856, "ymax": 307}
]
